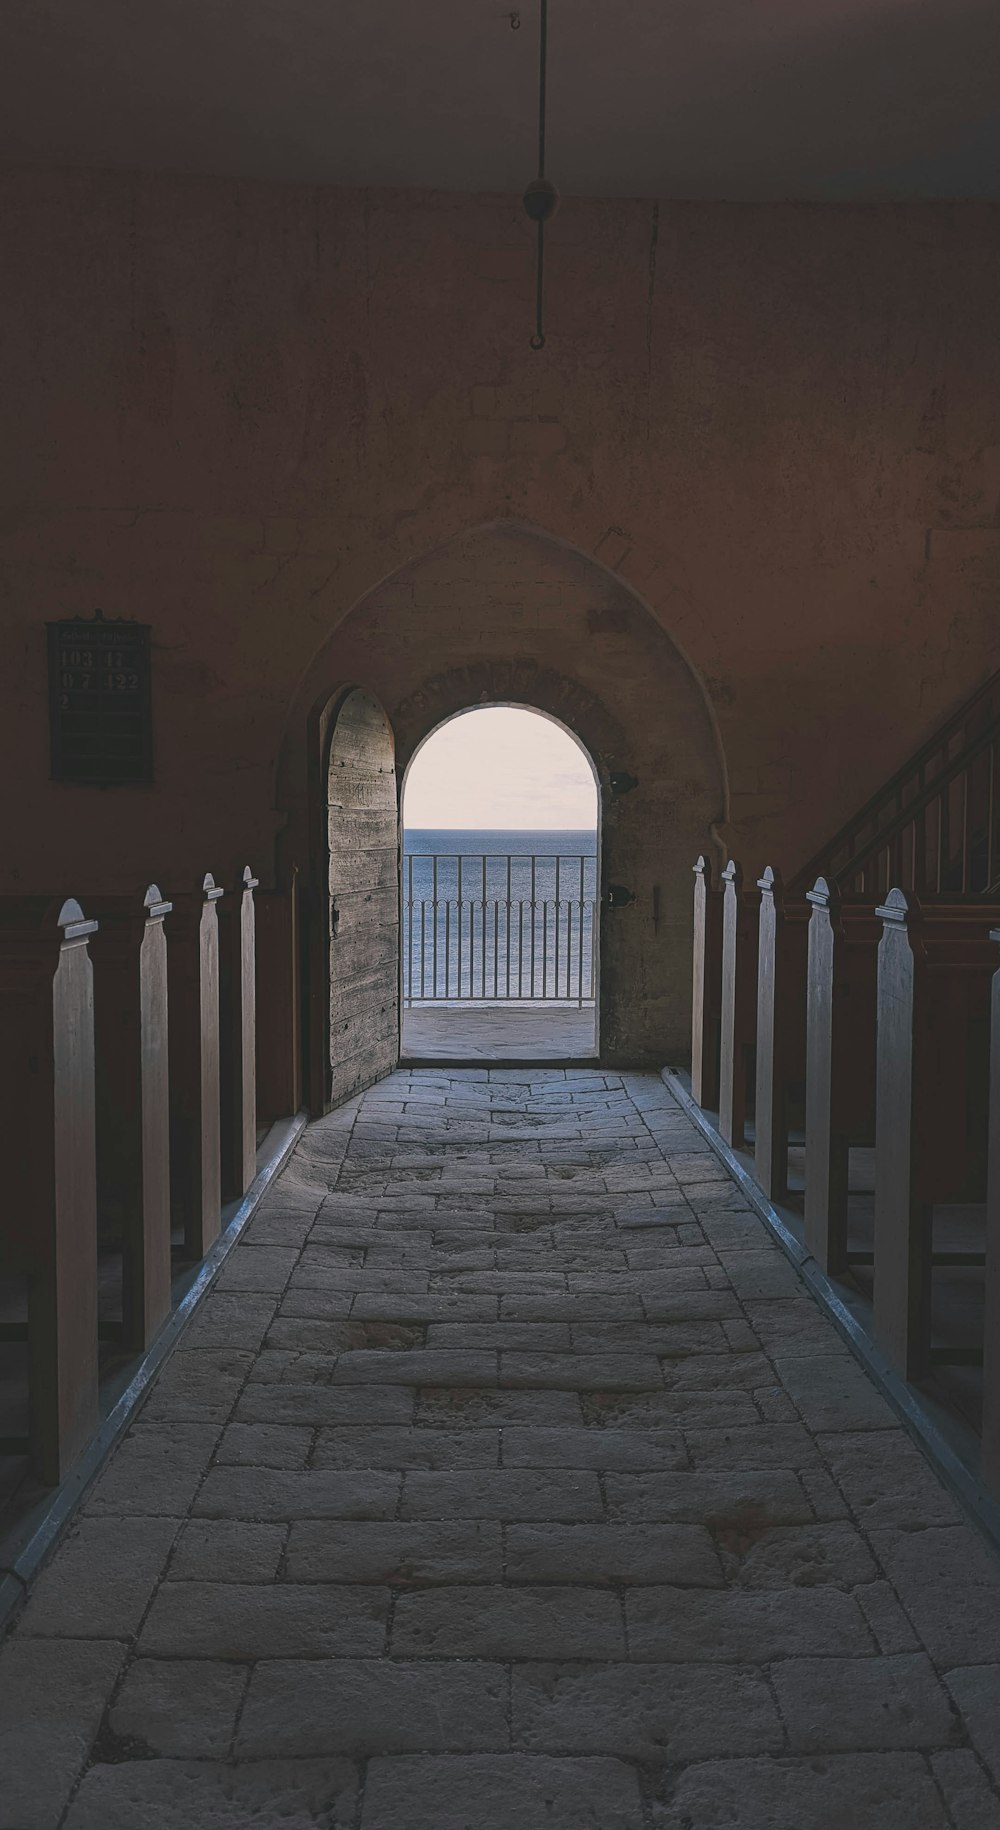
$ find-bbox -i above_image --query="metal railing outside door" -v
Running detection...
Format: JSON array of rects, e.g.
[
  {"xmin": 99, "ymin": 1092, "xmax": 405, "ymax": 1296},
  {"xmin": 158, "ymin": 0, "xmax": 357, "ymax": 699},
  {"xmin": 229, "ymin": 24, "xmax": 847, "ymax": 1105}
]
[{"xmin": 402, "ymin": 851, "xmax": 598, "ymax": 1008}]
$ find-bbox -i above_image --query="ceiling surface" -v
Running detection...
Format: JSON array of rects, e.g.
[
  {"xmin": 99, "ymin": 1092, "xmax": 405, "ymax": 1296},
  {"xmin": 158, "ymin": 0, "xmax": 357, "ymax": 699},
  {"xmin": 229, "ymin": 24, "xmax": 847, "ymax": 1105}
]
[{"xmin": 1, "ymin": 0, "xmax": 999, "ymax": 199}]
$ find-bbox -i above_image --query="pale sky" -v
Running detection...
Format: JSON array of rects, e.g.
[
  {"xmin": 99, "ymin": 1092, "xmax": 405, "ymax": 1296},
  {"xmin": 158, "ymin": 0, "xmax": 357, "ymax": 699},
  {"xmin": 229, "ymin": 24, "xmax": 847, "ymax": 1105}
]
[{"xmin": 404, "ymin": 707, "xmax": 598, "ymax": 830}]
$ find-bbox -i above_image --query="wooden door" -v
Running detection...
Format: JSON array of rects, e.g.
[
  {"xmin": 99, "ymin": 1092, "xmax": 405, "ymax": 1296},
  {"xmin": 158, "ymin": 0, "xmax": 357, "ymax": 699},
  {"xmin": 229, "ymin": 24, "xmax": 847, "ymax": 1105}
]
[{"xmin": 327, "ymin": 688, "xmax": 400, "ymax": 1105}]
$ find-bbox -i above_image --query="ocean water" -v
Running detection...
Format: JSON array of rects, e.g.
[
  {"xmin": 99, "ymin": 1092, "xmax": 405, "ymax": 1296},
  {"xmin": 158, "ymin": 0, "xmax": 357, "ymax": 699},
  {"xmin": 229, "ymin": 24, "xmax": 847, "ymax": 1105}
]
[{"xmin": 402, "ymin": 829, "xmax": 599, "ymax": 1004}]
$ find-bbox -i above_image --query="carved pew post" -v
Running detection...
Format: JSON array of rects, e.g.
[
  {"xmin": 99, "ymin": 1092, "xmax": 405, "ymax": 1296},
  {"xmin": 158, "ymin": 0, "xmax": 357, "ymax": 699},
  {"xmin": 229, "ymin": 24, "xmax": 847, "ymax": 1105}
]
[
  {"xmin": 753, "ymin": 866, "xmax": 782, "ymax": 1195},
  {"xmin": 983, "ymin": 927, "xmax": 1000, "ymax": 1494},
  {"xmin": 873, "ymin": 888, "xmax": 931, "ymax": 1379},
  {"xmin": 691, "ymin": 855, "xmax": 722, "ymax": 1109},
  {"xmin": 719, "ymin": 859, "xmax": 742, "ymax": 1145},
  {"xmin": 804, "ymin": 877, "xmax": 850, "ymax": 1273},
  {"xmin": 0, "ymin": 898, "xmax": 99, "ymax": 1481},
  {"xmin": 221, "ymin": 866, "xmax": 259, "ymax": 1199},
  {"xmin": 719, "ymin": 861, "xmax": 758, "ymax": 1148},
  {"xmin": 91, "ymin": 885, "xmax": 173, "ymax": 1352},
  {"xmin": 169, "ymin": 874, "xmax": 224, "ymax": 1259},
  {"xmin": 754, "ymin": 866, "xmax": 805, "ymax": 1200}
]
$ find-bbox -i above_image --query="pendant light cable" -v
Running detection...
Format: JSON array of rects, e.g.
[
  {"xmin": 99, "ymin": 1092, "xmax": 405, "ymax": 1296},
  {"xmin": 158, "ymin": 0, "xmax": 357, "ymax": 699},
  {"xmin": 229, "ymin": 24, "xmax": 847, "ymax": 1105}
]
[
  {"xmin": 522, "ymin": 0, "xmax": 557, "ymax": 350},
  {"xmin": 537, "ymin": 0, "xmax": 548, "ymax": 178}
]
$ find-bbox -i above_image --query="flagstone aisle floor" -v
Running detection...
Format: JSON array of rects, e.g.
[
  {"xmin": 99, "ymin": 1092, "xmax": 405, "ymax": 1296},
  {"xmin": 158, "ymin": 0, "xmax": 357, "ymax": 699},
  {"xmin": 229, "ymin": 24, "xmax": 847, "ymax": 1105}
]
[{"xmin": 4, "ymin": 1069, "xmax": 1000, "ymax": 1829}]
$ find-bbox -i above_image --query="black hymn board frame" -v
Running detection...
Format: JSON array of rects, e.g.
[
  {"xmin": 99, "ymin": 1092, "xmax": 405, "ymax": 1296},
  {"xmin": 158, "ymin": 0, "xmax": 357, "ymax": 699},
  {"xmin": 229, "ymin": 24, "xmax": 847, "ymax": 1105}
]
[{"xmin": 47, "ymin": 614, "xmax": 153, "ymax": 786}]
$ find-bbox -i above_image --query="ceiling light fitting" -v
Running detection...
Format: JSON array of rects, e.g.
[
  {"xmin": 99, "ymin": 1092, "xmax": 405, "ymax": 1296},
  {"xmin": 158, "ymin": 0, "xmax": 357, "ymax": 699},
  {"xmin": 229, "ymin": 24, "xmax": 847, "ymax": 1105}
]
[{"xmin": 520, "ymin": 0, "xmax": 558, "ymax": 349}]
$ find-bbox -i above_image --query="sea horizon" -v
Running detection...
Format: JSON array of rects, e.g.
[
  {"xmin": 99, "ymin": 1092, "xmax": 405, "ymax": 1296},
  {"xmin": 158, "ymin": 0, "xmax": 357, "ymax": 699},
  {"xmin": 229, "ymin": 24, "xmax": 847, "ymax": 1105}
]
[
  {"xmin": 404, "ymin": 827, "xmax": 598, "ymax": 855},
  {"xmin": 401, "ymin": 829, "xmax": 598, "ymax": 1002}
]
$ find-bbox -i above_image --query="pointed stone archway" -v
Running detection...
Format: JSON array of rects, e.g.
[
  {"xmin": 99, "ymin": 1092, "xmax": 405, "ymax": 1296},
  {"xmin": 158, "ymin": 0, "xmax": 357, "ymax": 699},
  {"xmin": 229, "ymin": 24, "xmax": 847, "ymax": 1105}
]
[{"xmin": 278, "ymin": 522, "xmax": 727, "ymax": 1096}]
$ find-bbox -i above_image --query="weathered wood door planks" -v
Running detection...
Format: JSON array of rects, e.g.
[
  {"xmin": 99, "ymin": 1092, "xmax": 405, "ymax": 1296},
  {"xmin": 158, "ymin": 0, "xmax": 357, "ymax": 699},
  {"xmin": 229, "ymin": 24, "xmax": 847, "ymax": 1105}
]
[{"xmin": 327, "ymin": 688, "xmax": 400, "ymax": 1106}]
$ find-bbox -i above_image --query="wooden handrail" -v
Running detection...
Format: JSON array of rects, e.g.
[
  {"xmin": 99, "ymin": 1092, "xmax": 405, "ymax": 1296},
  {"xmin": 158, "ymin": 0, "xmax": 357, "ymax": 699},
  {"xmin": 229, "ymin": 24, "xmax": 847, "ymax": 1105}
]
[
  {"xmin": 819, "ymin": 717, "xmax": 1000, "ymax": 892},
  {"xmin": 792, "ymin": 667, "xmax": 1000, "ymax": 893}
]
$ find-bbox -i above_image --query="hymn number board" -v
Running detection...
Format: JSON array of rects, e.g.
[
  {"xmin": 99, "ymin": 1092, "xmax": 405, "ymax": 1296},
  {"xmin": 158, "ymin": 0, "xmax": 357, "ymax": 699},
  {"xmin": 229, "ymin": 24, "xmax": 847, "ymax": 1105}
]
[{"xmin": 48, "ymin": 617, "xmax": 153, "ymax": 785}]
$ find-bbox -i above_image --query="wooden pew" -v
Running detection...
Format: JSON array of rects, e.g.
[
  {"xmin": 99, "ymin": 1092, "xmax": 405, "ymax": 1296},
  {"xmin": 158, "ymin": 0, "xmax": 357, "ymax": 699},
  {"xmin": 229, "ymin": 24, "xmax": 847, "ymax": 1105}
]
[
  {"xmin": 753, "ymin": 867, "xmax": 809, "ymax": 1201},
  {"xmin": 873, "ymin": 890, "xmax": 995, "ymax": 1379},
  {"xmin": 168, "ymin": 874, "xmax": 223, "ymax": 1260},
  {"xmin": 220, "ymin": 866, "xmax": 258, "ymax": 1200},
  {"xmin": 803, "ymin": 879, "xmax": 879, "ymax": 1274},
  {"xmin": 0, "ymin": 898, "xmax": 99, "ymax": 1482},
  {"xmin": 983, "ymin": 926, "xmax": 1000, "ymax": 1494},
  {"xmin": 691, "ymin": 855, "xmax": 722, "ymax": 1109},
  {"xmin": 718, "ymin": 860, "xmax": 760, "ymax": 1149},
  {"xmin": 91, "ymin": 885, "xmax": 172, "ymax": 1352}
]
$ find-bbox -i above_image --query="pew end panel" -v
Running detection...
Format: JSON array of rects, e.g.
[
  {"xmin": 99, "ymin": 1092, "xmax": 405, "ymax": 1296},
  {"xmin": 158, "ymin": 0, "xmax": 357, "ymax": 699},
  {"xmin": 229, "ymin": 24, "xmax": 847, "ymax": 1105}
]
[
  {"xmin": 913, "ymin": 917, "xmax": 995, "ymax": 1207},
  {"xmin": 719, "ymin": 861, "xmax": 760, "ymax": 1150},
  {"xmin": 0, "ymin": 898, "xmax": 99, "ymax": 1483},
  {"xmin": 220, "ymin": 866, "xmax": 258, "ymax": 1201},
  {"xmin": 804, "ymin": 884, "xmax": 879, "ymax": 1274},
  {"xmin": 874, "ymin": 891, "xmax": 935, "ymax": 1379},
  {"xmin": 90, "ymin": 886, "xmax": 172, "ymax": 1355},
  {"xmin": 691, "ymin": 855, "xmax": 722, "ymax": 1110},
  {"xmin": 168, "ymin": 875, "xmax": 224, "ymax": 1262},
  {"xmin": 873, "ymin": 893, "xmax": 999, "ymax": 1383},
  {"xmin": 256, "ymin": 874, "xmax": 302, "ymax": 1124},
  {"xmin": 754, "ymin": 867, "xmax": 809, "ymax": 1202}
]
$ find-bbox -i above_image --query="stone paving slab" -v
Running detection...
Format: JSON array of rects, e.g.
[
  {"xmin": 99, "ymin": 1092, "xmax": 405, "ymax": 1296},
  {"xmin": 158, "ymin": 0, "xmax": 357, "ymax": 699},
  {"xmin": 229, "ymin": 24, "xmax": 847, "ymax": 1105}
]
[
  {"xmin": 15, "ymin": 1515, "xmax": 178, "ymax": 1638},
  {"xmin": 0, "ymin": 1638, "xmax": 126, "ymax": 1830},
  {"xmin": 284, "ymin": 1519, "xmax": 503, "ymax": 1586},
  {"xmin": 932, "ymin": 1749, "xmax": 1000, "ymax": 1830},
  {"xmin": 4, "ymin": 1066, "xmax": 1000, "ymax": 1828},
  {"xmin": 415, "ymin": 1386, "xmax": 583, "ymax": 1426},
  {"xmin": 716, "ymin": 1518, "xmax": 878, "ymax": 1589},
  {"xmin": 500, "ymin": 1424, "xmax": 687, "ymax": 1469},
  {"xmin": 603, "ymin": 1467, "xmax": 816, "ymax": 1522},
  {"xmin": 770, "ymin": 1651, "xmax": 958, "ymax": 1751},
  {"xmin": 237, "ymin": 1658, "xmax": 509, "ymax": 1756},
  {"xmin": 503, "ymin": 1521, "xmax": 722, "ymax": 1586},
  {"xmin": 110, "ymin": 1656, "xmax": 247, "ymax": 1757},
  {"xmin": 166, "ymin": 1519, "xmax": 286, "ymax": 1583},
  {"xmin": 652, "ymin": 1752, "xmax": 954, "ymax": 1828},
  {"xmin": 510, "ymin": 1660, "xmax": 783, "ymax": 1760},
  {"xmin": 140, "ymin": 1347, "xmax": 255, "ymax": 1422},
  {"xmin": 312, "ymin": 1425, "xmax": 501, "ymax": 1468},
  {"xmin": 390, "ymin": 1584, "xmax": 626, "ymax": 1659},
  {"xmin": 192, "ymin": 1466, "xmax": 401, "ymax": 1520},
  {"xmin": 62, "ymin": 1759, "xmax": 360, "ymax": 1829},
  {"xmin": 235, "ymin": 1384, "xmax": 416, "ymax": 1426},
  {"xmin": 398, "ymin": 1469, "xmax": 605, "ymax": 1520},
  {"xmin": 140, "ymin": 1582, "xmax": 390, "ymax": 1658},
  {"xmin": 361, "ymin": 1753, "xmax": 644, "ymax": 1829},
  {"xmin": 624, "ymin": 1583, "xmax": 873, "ymax": 1661}
]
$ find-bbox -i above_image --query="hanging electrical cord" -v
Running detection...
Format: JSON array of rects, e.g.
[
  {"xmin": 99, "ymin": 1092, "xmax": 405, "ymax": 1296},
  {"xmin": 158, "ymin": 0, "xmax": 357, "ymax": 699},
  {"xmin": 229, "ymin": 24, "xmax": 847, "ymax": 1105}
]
[{"xmin": 520, "ymin": 0, "xmax": 559, "ymax": 349}]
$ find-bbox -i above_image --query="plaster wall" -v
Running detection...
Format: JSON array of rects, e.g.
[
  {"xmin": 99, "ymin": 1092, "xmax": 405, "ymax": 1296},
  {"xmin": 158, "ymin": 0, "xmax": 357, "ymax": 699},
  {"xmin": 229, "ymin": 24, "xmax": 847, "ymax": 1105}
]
[{"xmin": 2, "ymin": 167, "xmax": 999, "ymax": 1049}]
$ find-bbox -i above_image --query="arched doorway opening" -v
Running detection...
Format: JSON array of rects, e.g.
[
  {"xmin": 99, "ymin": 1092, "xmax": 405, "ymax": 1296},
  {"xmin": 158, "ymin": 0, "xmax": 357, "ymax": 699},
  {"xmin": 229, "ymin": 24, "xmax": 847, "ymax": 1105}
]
[{"xmin": 400, "ymin": 705, "xmax": 601, "ymax": 1062}]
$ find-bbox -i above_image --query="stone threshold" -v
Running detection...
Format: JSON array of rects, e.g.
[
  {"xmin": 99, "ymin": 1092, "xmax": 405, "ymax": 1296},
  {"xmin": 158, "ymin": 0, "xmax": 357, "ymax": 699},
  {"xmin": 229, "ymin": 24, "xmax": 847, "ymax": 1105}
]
[
  {"xmin": 400, "ymin": 1056, "xmax": 601, "ymax": 1069},
  {"xmin": 0, "ymin": 1110, "xmax": 307, "ymax": 1631},
  {"xmin": 661, "ymin": 1066, "xmax": 1000, "ymax": 1562}
]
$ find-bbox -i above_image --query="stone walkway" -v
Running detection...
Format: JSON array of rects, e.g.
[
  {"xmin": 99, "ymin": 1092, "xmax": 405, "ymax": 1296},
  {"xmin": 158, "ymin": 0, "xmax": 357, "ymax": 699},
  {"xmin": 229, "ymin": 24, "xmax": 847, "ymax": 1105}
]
[{"xmin": 3, "ymin": 1068, "xmax": 1000, "ymax": 1829}]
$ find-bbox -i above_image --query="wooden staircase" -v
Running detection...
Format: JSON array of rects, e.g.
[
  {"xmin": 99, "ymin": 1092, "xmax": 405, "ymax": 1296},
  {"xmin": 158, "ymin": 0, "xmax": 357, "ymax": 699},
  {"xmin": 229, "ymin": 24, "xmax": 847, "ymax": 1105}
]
[{"xmin": 791, "ymin": 668, "xmax": 1000, "ymax": 899}]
